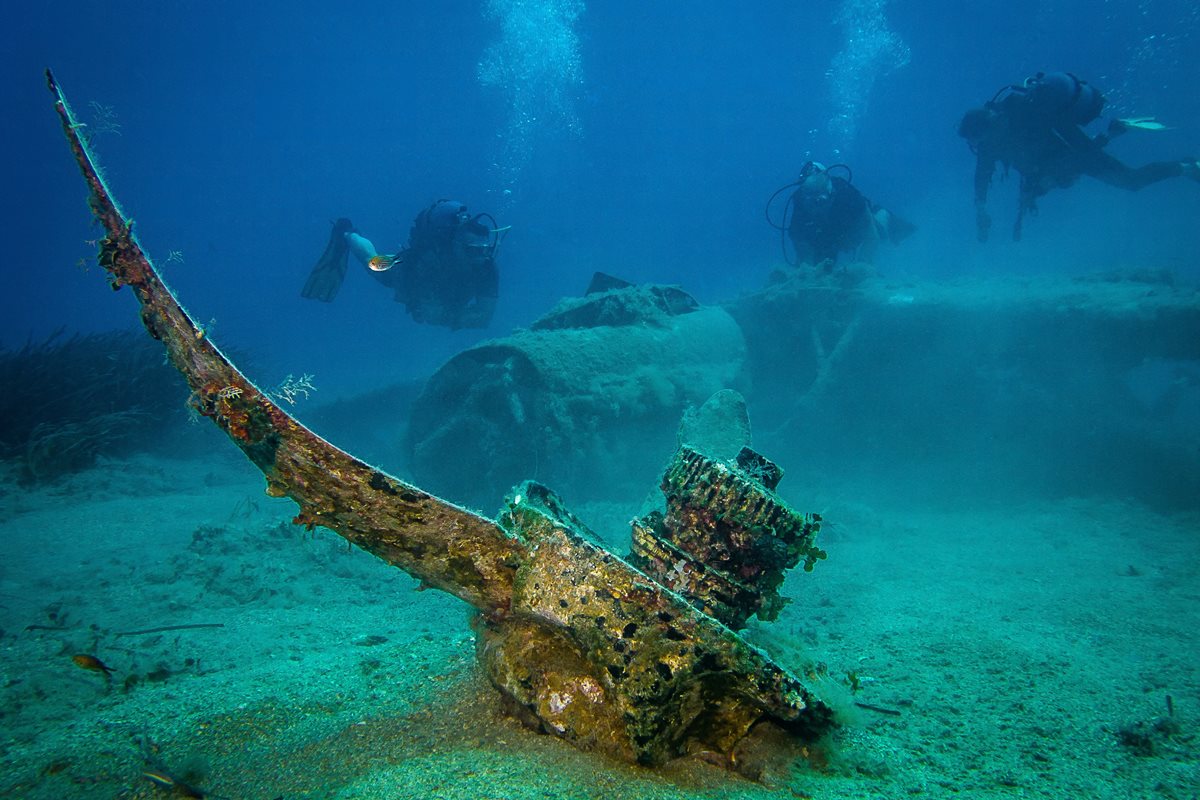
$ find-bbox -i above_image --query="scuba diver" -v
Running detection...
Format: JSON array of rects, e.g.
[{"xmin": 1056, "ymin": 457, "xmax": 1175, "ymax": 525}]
[
  {"xmin": 302, "ymin": 200, "xmax": 506, "ymax": 330},
  {"xmin": 766, "ymin": 161, "xmax": 915, "ymax": 270},
  {"xmin": 958, "ymin": 70, "xmax": 1200, "ymax": 241}
]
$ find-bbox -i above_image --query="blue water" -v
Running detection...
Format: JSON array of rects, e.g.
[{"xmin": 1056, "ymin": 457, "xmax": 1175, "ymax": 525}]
[
  {"xmin": 2, "ymin": 4, "xmax": 1200, "ymax": 797},
  {"xmin": 6, "ymin": 0, "xmax": 1199, "ymax": 390}
]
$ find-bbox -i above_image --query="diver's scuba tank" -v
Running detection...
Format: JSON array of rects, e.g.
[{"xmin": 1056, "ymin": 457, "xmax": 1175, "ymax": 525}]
[
  {"xmin": 415, "ymin": 200, "xmax": 506, "ymax": 264},
  {"xmin": 990, "ymin": 71, "xmax": 1106, "ymax": 126},
  {"xmin": 1024, "ymin": 71, "xmax": 1105, "ymax": 125},
  {"xmin": 462, "ymin": 212, "xmax": 508, "ymax": 264}
]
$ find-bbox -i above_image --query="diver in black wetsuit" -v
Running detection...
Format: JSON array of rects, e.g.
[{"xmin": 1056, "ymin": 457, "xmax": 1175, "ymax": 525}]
[
  {"xmin": 958, "ymin": 71, "xmax": 1200, "ymax": 241},
  {"xmin": 770, "ymin": 161, "xmax": 915, "ymax": 271},
  {"xmin": 302, "ymin": 200, "xmax": 504, "ymax": 330}
]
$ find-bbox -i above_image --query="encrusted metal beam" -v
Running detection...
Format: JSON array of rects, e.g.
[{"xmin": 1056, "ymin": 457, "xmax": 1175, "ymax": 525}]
[{"xmin": 46, "ymin": 69, "xmax": 523, "ymax": 614}]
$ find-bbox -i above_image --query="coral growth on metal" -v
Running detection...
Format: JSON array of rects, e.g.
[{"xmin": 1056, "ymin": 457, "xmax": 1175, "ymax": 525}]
[
  {"xmin": 483, "ymin": 480, "xmax": 832, "ymax": 765},
  {"xmin": 631, "ymin": 446, "xmax": 826, "ymax": 630},
  {"xmin": 48, "ymin": 69, "xmax": 834, "ymax": 769}
]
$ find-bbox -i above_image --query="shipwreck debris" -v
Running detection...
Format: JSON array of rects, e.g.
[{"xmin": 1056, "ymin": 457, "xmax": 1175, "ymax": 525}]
[
  {"xmin": 407, "ymin": 280, "xmax": 747, "ymax": 508},
  {"xmin": 47, "ymin": 68, "xmax": 835, "ymax": 769},
  {"xmin": 630, "ymin": 446, "xmax": 826, "ymax": 630},
  {"xmin": 484, "ymin": 477, "xmax": 833, "ymax": 764}
]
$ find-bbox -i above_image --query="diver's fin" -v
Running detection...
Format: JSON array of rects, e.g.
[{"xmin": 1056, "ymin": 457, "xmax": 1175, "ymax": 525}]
[
  {"xmin": 586, "ymin": 272, "xmax": 634, "ymax": 295},
  {"xmin": 301, "ymin": 219, "xmax": 353, "ymax": 302},
  {"xmin": 1118, "ymin": 117, "xmax": 1173, "ymax": 131},
  {"xmin": 873, "ymin": 208, "xmax": 917, "ymax": 245},
  {"xmin": 886, "ymin": 213, "xmax": 917, "ymax": 245}
]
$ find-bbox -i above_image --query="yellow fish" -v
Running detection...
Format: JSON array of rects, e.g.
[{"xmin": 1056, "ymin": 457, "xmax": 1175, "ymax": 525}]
[
  {"xmin": 367, "ymin": 254, "xmax": 399, "ymax": 272},
  {"xmin": 71, "ymin": 654, "xmax": 114, "ymax": 678}
]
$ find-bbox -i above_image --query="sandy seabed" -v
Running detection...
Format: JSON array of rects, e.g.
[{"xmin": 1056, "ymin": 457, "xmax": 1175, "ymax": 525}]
[{"xmin": 1, "ymin": 449, "xmax": 1196, "ymax": 800}]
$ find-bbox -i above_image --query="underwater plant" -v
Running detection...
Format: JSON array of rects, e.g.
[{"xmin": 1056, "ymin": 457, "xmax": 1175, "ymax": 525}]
[{"xmin": 0, "ymin": 330, "xmax": 187, "ymax": 482}]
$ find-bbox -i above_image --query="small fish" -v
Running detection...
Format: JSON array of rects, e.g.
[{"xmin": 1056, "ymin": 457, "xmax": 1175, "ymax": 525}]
[
  {"xmin": 367, "ymin": 254, "xmax": 399, "ymax": 272},
  {"xmin": 142, "ymin": 770, "xmax": 206, "ymax": 798},
  {"xmin": 71, "ymin": 654, "xmax": 115, "ymax": 678}
]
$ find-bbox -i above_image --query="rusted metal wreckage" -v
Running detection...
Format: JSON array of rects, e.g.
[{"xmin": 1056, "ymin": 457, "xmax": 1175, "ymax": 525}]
[{"xmin": 47, "ymin": 71, "xmax": 835, "ymax": 769}]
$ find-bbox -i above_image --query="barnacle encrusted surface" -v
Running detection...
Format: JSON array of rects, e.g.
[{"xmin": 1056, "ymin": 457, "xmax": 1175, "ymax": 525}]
[
  {"xmin": 631, "ymin": 446, "xmax": 826, "ymax": 629},
  {"xmin": 484, "ymin": 482, "xmax": 831, "ymax": 765}
]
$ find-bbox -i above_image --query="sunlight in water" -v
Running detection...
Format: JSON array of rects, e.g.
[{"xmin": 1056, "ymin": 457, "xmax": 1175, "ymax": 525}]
[{"xmin": 478, "ymin": 0, "xmax": 585, "ymax": 200}]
